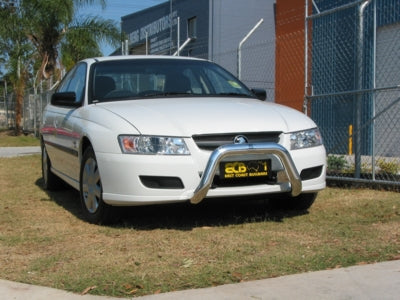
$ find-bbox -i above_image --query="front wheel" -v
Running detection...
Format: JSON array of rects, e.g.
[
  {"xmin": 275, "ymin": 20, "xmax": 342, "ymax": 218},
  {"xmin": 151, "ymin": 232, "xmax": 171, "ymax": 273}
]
[{"xmin": 80, "ymin": 146, "xmax": 114, "ymax": 224}]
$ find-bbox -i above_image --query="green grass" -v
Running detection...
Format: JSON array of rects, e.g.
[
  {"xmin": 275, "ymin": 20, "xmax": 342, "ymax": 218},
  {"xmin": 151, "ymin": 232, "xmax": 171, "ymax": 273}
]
[
  {"xmin": 0, "ymin": 155, "xmax": 399, "ymax": 297},
  {"xmin": 0, "ymin": 130, "xmax": 40, "ymax": 147}
]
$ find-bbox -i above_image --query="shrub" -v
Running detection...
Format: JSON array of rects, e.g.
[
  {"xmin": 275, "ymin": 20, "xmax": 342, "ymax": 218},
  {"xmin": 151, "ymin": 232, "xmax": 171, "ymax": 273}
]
[
  {"xmin": 377, "ymin": 159, "xmax": 400, "ymax": 175},
  {"xmin": 327, "ymin": 155, "xmax": 348, "ymax": 172}
]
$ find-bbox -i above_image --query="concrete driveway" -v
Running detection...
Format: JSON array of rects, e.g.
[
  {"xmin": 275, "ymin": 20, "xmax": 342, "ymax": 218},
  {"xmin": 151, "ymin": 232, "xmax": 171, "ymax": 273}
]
[
  {"xmin": 0, "ymin": 260, "xmax": 399, "ymax": 300},
  {"xmin": 0, "ymin": 146, "xmax": 40, "ymax": 157}
]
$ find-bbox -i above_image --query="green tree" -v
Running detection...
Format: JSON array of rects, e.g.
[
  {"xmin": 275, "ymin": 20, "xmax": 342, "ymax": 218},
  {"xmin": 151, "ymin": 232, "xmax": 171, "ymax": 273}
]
[
  {"xmin": 23, "ymin": 0, "xmax": 121, "ymax": 81},
  {"xmin": 60, "ymin": 16, "xmax": 120, "ymax": 70},
  {"xmin": 0, "ymin": 4, "xmax": 35, "ymax": 134},
  {"xmin": 0, "ymin": 0, "xmax": 121, "ymax": 134}
]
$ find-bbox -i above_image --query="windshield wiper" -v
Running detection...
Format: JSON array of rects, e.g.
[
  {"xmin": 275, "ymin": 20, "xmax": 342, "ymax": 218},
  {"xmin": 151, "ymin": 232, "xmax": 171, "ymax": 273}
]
[
  {"xmin": 216, "ymin": 92, "xmax": 251, "ymax": 97},
  {"xmin": 139, "ymin": 92, "xmax": 192, "ymax": 97}
]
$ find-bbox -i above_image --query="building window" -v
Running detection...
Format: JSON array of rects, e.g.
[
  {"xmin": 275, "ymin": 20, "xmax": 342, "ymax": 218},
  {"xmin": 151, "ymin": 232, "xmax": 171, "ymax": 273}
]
[{"xmin": 188, "ymin": 17, "xmax": 197, "ymax": 39}]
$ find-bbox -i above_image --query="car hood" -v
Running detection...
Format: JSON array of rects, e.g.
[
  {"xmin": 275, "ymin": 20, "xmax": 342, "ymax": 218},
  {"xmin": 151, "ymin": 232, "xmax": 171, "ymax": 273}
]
[{"xmin": 97, "ymin": 97, "xmax": 316, "ymax": 136}]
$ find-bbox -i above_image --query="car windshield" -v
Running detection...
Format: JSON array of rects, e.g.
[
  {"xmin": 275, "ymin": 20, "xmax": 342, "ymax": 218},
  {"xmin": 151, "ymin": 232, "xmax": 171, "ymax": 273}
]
[{"xmin": 90, "ymin": 58, "xmax": 254, "ymax": 103}]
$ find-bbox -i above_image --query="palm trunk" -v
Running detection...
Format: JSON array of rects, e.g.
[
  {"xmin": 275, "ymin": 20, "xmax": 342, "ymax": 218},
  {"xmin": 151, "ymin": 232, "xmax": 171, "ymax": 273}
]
[{"xmin": 14, "ymin": 78, "xmax": 25, "ymax": 135}]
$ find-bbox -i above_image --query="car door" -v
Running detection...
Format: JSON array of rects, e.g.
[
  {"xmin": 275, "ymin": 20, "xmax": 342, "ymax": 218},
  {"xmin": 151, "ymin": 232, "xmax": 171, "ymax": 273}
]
[{"xmin": 46, "ymin": 63, "xmax": 87, "ymax": 183}]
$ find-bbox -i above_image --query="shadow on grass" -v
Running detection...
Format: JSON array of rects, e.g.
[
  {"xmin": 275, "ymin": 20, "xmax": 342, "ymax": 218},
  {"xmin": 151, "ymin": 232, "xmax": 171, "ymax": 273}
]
[
  {"xmin": 36, "ymin": 178, "xmax": 308, "ymax": 230},
  {"xmin": 36, "ymin": 177, "xmax": 83, "ymax": 219},
  {"xmin": 117, "ymin": 197, "xmax": 309, "ymax": 230}
]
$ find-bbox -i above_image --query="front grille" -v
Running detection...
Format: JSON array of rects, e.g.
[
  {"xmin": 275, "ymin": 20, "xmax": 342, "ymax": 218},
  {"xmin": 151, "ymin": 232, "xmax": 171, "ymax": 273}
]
[{"xmin": 192, "ymin": 132, "xmax": 282, "ymax": 151}]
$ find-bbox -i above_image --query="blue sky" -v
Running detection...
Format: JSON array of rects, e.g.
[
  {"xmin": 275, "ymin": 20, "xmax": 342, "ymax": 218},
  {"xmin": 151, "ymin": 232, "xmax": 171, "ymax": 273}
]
[{"xmin": 78, "ymin": 0, "xmax": 166, "ymax": 55}]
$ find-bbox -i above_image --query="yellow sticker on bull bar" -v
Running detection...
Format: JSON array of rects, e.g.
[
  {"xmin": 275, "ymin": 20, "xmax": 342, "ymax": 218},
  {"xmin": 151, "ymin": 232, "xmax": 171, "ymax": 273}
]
[{"xmin": 223, "ymin": 161, "xmax": 269, "ymax": 179}]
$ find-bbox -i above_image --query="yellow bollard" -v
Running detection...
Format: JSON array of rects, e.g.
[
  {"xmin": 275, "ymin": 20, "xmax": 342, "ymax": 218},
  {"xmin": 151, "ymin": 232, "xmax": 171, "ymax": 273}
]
[{"xmin": 348, "ymin": 124, "xmax": 353, "ymax": 155}]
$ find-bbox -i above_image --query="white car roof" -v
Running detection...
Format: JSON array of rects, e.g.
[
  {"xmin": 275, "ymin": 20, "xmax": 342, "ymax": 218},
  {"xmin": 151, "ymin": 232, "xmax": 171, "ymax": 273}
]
[{"xmin": 82, "ymin": 55, "xmax": 206, "ymax": 64}]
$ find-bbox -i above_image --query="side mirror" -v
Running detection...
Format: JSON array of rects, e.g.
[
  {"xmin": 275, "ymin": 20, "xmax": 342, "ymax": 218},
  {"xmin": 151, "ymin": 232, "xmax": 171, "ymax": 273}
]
[
  {"xmin": 51, "ymin": 92, "xmax": 81, "ymax": 107},
  {"xmin": 251, "ymin": 88, "xmax": 267, "ymax": 101}
]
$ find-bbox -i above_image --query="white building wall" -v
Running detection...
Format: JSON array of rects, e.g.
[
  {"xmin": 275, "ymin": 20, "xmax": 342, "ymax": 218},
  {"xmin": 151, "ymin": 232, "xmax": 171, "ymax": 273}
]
[
  {"xmin": 209, "ymin": 0, "xmax": 276, "ymax": 100},
  {"xmin": 375, "ymin": 23, "xmax": 400, "ymax": 157}
]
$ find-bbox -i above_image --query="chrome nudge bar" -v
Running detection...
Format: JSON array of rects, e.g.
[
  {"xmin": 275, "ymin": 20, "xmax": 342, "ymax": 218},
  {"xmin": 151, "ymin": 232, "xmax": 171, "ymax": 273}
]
[{"xmin": 190, "ymin": 143, "xmax": 302, "ymax": 204}]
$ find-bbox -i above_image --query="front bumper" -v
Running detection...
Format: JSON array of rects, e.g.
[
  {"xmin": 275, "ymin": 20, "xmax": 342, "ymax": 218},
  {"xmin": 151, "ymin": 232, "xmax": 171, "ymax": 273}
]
[{"xmin": 98, "ymin": 142, "xmax": 325, "ymax": 206}]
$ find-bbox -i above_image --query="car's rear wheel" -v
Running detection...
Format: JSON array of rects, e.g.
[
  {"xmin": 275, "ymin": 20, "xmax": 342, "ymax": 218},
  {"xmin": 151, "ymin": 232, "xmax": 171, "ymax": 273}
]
[
  {"xmin": 80, "ymin": 146, "xmax": 114, "ymax": 224},
  {"xmin": 41, "ymin": 140, "xmax": 62, "ymax": 190}
]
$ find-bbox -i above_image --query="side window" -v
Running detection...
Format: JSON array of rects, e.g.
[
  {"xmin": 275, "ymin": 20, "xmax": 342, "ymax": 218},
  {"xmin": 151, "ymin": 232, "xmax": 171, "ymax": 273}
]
[
  {"xmin": 57, "ymin": 67, "xmax": 76, "ymax": 93},
  {"xmin": 66, "ymin": 64, "xmax": 86, "ymax": 102},
  {"xmin": 57, "ymin": 63, "xmax": 87, "ymax": 103}
]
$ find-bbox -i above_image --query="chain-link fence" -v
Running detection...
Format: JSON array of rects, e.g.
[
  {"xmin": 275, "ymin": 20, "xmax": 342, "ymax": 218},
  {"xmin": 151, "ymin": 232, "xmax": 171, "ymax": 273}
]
[
  {"xmin": 0, "ymin": 94, "xmax": 15, "ymax": 130},
  {"xmin": 0, "ymin": 97, "xmax": 6, "ymax": 129},
  {"xmin": 0, "ymin": 89, "xmax": 51, "ymax": 134},
  {"xmin": 305, "ymin": 0, "xmax": 400, "ymax": 187},
  {"xmin": 21, "ymin": 89, "xmax": 52, "ymax": 136}
]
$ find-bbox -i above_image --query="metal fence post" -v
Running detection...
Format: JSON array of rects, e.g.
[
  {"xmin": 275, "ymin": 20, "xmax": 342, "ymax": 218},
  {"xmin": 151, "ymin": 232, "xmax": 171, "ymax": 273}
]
[{"xmin": 354, "ymin": 0, "xmax": 372, "ymax": 179}]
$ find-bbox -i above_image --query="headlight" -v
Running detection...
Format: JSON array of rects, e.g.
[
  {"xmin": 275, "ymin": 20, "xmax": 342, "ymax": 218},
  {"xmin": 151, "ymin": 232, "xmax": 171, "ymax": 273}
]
[
  {"xmin": 290, "ymin": 128, "xmax": 323, "ymax": 150},
  {"xmin": 118, "ymin": 135, "xmax": 190, "ymax": 155}
]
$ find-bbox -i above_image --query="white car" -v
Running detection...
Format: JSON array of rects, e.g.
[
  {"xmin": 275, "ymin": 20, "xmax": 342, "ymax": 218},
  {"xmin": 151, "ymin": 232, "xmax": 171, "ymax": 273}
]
[{"xmin": 41, "ymin": 56, "xmax": 326, "ymax": 224}]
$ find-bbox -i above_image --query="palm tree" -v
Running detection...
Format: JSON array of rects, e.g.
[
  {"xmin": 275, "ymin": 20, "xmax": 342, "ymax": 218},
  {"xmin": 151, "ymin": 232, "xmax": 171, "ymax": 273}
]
[
  {"xmin": 0, "ymin": 3, "xmax": 35, "ymax": 134},
  {"xmin": 0, "ymin": 0, "xmax": 121, "ymax": 134},
  {"xmin": 60, "ymin": 16, "xmax": 121, "ymax": 70},
  {"xmin": 23, "ymin": 0, "xmax": 121, "ymax": 82}
]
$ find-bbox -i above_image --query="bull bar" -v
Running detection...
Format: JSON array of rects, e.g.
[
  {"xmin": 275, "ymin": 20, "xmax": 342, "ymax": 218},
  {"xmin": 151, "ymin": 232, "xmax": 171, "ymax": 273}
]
[{"xmin": 190, "ymin": 143, "xmax": 302, "ymax": 204}]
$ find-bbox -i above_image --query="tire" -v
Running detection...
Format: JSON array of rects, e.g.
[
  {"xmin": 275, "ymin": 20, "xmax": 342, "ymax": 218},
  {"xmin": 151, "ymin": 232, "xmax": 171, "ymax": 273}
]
[
  {"xmin": 80, "ymin": 146, "xmax": 114, "ymax": 224},
  {"xmin": 272, "ymin": 193, "xmax": 317, "ymax": 211},
  {"xmin": 41, "ymin": 140, "xmax": 63, "ymax": 190}
]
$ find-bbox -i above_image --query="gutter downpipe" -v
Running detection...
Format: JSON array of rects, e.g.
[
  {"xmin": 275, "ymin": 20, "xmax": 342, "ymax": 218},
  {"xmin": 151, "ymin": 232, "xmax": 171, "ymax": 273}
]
[
  {"xmin": 169, "ymin": 0, "xmax": 173, "ymax": 54},
  {"xmin": 146, "ymin": 33, "xmax": 149, "ymax": 55},
  {"xmin": 173, "ymin": 37, "xmax": 192, "ymax": 56},
  {"xmin": 177, "ymin": 17, "xmax": 180, "ymax": 56},
  {"xmin": 371, "ymin": 0, "xmax": 376, "ymax": 180},
  {"xmin": 238, "ymin": 18, "xmax": 264, "ymax": 80},
  {"xmin": 208, "ymin": 0, "xmax": 214, "ymax": 61},
  {"xmin": 304, "ymin": 0, "xmax": 309, "ymax": 114},
  {"xmin": 355, "ymin": 0, "xmax": 372, "ymax": 179}
]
